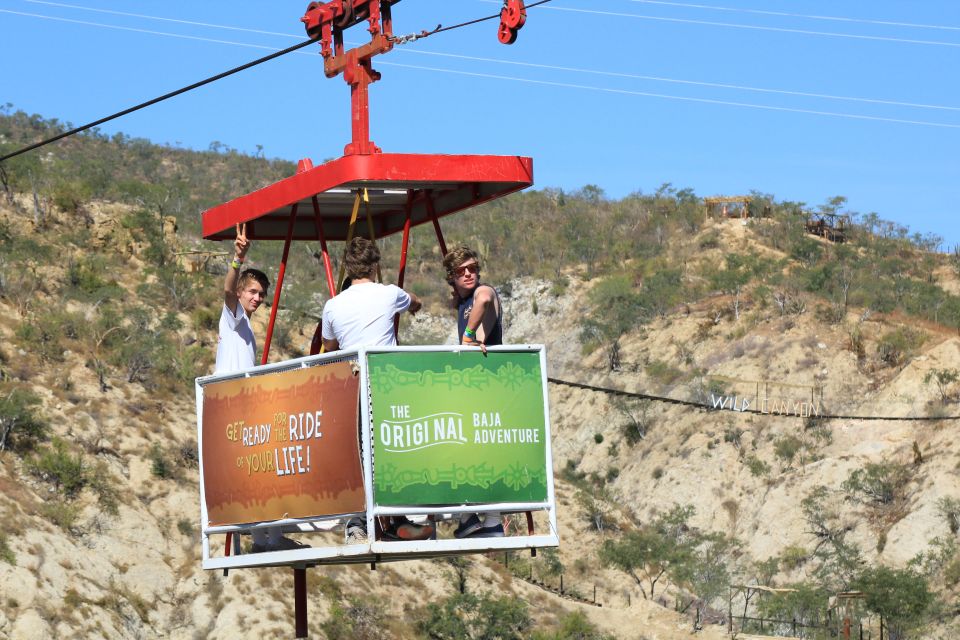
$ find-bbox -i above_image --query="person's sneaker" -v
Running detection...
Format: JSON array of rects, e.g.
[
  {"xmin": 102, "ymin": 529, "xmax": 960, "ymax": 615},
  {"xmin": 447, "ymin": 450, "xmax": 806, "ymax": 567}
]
[
  {"xmin": 251, "ymin": 537, "xmax": 310, "ymax": 553},
  {"xmin": 454, "ymin": 514, "xmax": 483, "ymax": 539},
  {"xmin": 345, "ymin": 518, "xmax": 368, "ymax": 544},
  {"xmin": 468, "ymin": 522, "xmax": 504, "ymax": 538},
  {"xmin": 384, "ymin": 518, "xmax": 434, "ymax": 541}
]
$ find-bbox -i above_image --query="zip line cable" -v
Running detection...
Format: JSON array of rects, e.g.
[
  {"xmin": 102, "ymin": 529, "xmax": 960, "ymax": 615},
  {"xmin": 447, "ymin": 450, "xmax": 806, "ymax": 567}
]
[
  {"xmin": 620, "ymin": 0, "xmax": 960, "ymax": 33},
  {"xmin": 547, "ymin": 377, "xmax": 960, "ymax": 422},
  {"xmin": 14, "ymin": 2, "xmax": 960, "ymax": 114},
  {"xmin": 0, "ymin": 32, "xmax": 318, "ymax": 163},
  {"xmin": 391, "ymin": 0, "xmax": 553, "ymax": 42}
]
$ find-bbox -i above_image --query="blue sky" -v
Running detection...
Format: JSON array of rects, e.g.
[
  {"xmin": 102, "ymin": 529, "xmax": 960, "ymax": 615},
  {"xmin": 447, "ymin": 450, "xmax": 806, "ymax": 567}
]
[{"xmin": 2, "ymin": 0, "xmax": 958, "ymax": 248}]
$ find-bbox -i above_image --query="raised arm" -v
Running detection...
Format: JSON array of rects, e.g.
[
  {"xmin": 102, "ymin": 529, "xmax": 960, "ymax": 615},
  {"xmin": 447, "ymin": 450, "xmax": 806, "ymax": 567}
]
[{"xmin": 224, "ymin": 223, "xmax": 249, "ymax": 314}]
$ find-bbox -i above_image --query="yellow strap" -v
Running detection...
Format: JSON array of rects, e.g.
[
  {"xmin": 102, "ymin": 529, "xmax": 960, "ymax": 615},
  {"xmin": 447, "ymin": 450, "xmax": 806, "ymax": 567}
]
[{"xmin": 336, "ymin": 189, "xmax": 363, "ymax": 291}]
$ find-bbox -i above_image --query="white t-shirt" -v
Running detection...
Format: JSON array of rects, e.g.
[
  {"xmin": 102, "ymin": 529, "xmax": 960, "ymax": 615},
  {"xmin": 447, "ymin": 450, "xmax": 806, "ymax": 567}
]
[
  {"xmin": 321, "ymin": 282, "xmax": 411, "ymax": 350},
  {"xmin": 215, "ymin": 303, "xmax": 256, "ymax": 374}
]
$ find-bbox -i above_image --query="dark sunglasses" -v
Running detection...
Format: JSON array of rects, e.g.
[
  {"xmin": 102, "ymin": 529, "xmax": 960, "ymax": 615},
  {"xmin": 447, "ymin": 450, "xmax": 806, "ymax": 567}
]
[{"xmin": 454, "ymin": 263, "xmax": 480, "ymax": 277}]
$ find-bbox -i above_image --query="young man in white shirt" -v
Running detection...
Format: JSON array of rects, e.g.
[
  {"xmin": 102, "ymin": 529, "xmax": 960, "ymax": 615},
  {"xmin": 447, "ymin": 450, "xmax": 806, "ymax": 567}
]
[
  {"xmin": 321, "ymin": 237, "xmax": 432, "ymax": 541},
  {"xmin": 217, "ymin": 223, "xmax": 306, "ymax": 553}
]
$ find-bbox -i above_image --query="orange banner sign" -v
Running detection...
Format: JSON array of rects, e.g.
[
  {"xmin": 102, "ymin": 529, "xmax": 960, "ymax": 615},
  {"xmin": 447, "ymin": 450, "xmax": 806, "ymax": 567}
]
[{"xmin": 201, "ymin": 362, "xmax": 364, "ymax": 526}]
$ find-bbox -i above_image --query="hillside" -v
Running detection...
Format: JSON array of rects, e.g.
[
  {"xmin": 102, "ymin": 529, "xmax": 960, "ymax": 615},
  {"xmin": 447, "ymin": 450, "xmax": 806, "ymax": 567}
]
[{"xmin": 0, "ymin": 110, "xmax": 959, "ymax": 639}]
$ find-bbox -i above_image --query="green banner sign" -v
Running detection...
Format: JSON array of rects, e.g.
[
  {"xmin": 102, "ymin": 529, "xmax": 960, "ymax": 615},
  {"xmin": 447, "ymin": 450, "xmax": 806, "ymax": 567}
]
[{"xmin": 369, "ymin": 351, "xmax": 549, "ymax": 506}]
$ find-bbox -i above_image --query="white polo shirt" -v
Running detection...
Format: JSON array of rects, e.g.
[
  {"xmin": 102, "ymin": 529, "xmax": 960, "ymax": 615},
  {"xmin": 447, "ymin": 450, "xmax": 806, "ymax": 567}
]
[
  {"xmin": 321, "ymin": 282, "xmax": 411, "ymax": 349},
  {"xmin": 215, "ymin": 303, "xmax": 256, "ymax": 373}
]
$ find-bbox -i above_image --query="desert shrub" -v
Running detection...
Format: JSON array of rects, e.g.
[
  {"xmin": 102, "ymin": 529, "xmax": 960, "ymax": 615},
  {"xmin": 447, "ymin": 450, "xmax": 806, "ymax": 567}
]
[
  {"xmin": 149, "ymin": 442, "xmax": 173, "ymax": 479},
  {"xmin": 530, "ymin": 611, "xmax": 615, "ymax": 640},
  {"xmin": 65, "ymin": 256, "xmax": 123, "ymax": 302},
  {"xmin": 177, "ymin": 518, "xmax": 195, "ymax": 538},
  {"xmin": 876, "ymin": 327, "xmax": 926, "ymax": 368},
  {"xmin": 936, "ymin": 496, "xmax": 960, "ymax": 534},
  {"xmin": 594, "ymin": 433, "xmax": 604, "ymax": 444},
  {"xmin": 779, "ymin": 545, "xmax": 809, "ymax": 570},
  {"xmin": 191, "ymin": 306, "xmax": 218, "ymax": 332},
  {"xmin": 923, "ymin": 368, "xmax": 959, "ymax": 404},
  {"xmin": 852, "ymin": 566, "xmax": 935, "ymax": 640},
  {"xmin": 842, "ymin": 461, "xmax": 911, "ymax": 507},
  {"xmin": 754, "ymin": 581, "xmax": 828, "ymax": 635},
  {"xmin": 0, "ymin": 533, "xmax": 13, "ymax": 565},
  {"xmin": 416, "ymin": 591, "xmax": 530, "ymax": 640},
  {"xmin": 40, "ymin": 499, "xmax": 81, "ymax": 531},
  {"xmin": 15, "ymin": 315, "xmax": 64, "ymax": 362},
  {"xmin": 744, "ymin": 454, "xmax": 770, "ymax": 477},
  {"xmin": 645, "ymin": 359, "xmax": 685, "ymax": 386},
  {"xmin": 773, "ymin": 435, "xmax": 804, "ymax": 468},
  {"xmin": 29, "ymin": 438, "xmax": 86, "ymax": 496},
  {"xmin": 0, "ymin": 386, "xmax": 49, "ymax": 452},
  {"xmin": 322, "ymin": 596, "xmax": 389, "ymax": 640}
]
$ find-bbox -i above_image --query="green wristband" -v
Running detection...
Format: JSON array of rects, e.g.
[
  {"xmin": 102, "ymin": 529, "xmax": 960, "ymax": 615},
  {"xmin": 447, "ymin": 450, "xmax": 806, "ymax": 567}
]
[
  {"xmin": 464, "ymin": 327, "xmax": 477, "ymax": 339},
  {"xmin": 230, "ymin": 259, "xmax": 242, "ymax": 270}
]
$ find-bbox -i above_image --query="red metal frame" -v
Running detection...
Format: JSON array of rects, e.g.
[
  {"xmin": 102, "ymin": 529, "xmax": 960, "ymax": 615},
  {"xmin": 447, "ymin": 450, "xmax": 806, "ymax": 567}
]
[{"xmin": 205, "ymin": 3, "xmax": 537, "ymax": 634}]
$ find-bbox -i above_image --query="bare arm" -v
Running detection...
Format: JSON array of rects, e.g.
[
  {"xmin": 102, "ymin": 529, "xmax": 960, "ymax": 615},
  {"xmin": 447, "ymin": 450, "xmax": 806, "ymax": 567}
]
[
  {"xmin": 462, "ymin": 285, "xmax": 498, "ymax": 353},
  {"xmin": 407, "ymin": 292, "xmax": 422, "ymax": 314},
  {"xmin": 322, "ymin": 337, "xmax": 340, "ymax": 352},
  {"xmin": 224, "ymin": 223, "xmax": 249, "ymax": 314}
]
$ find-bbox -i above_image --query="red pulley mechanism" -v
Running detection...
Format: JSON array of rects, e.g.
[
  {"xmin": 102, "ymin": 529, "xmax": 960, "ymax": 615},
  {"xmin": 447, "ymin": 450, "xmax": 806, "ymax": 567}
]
[{"xmin": 498, "ymin": 0, "xmax": 526, "ymax": 44}]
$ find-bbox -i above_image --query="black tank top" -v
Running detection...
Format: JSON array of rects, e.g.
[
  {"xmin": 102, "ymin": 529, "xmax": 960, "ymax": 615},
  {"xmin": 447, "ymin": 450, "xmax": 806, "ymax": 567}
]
[{"xmin": 457, "ymin": 285, "xmax": 503, "ymax": 346}]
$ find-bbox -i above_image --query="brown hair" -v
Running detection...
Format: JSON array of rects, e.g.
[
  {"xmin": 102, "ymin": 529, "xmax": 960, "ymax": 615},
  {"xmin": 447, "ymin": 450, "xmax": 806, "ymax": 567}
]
[
  {"xmin": 344, "ymin": 237, "xmax": 380, "ymax": 280},
  {"xmin": 238, "ymin": 268, "xmax": 269, "ymax": 292},
  {"xmin": 442, "ymin": 245, "xmax": 481, "ymax": 285}
]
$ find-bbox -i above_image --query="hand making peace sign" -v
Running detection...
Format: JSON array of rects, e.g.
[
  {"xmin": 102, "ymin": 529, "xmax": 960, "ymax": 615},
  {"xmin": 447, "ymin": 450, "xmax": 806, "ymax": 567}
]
[{"xmin": 234, "ymin": 223, "xmax": 250, "ymax": 262}]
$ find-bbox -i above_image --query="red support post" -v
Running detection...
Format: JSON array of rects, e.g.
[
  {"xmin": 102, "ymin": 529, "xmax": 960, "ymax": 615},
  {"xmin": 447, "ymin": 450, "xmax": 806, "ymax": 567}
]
[
  {"xmin": 311, "ymin": 195, "xmax": 337, "ymax": 298},
  {"xmin": 261, "ymin": 204, "xmax": 298, "ymax": 364},
  {"xmin": 425, "ymin": 190, "xmax": 448, "ymax": 257},
  {"xmin": 394, "ymin": 190, "xmax": 415, "ymax": 338},
  {"xmin": 294, "ymin": 567, "xmax": 308, "ymax": 638}
]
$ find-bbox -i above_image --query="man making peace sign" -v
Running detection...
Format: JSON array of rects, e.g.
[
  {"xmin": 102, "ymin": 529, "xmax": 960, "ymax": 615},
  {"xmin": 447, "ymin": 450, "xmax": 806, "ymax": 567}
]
[{"xmin": 215, "ymin": 224, "xmax": 306, "ymax": 553}]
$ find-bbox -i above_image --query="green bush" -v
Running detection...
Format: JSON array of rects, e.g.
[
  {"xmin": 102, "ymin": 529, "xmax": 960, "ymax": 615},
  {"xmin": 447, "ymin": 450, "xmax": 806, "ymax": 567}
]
[
  {"xmin": 40, "ymin": 499, "xmax": 81, "ymax": 531},
  {"xmin": 322, "ymin": 596, "xmax": 389, "ymax": 640},
  {"xmin": 842, "ymin": 461, "xmax": 911, "ymax": 506},
  {"xmin": 0, "ymin": 386, "xmax": 49, "ymax": 452},
  {"xmin": 149, "ymin": 442, "xmax": 172, "ymax": 479},
  {"xmin": 416, "ymin": 591, "xmax": 530, "ymax": 640},
  {"xmin": 744, "ymin": 454, "xmax": 771, "ymax": 477},
  {"xmin": 936, "ymin": 496, "xmax": 960, "ymax": 534},
  {"xmin": 774, "ymin": 435, "xmax": 804, "ymax": 468},
  {"xmin": 877, "ymin": 327, "xmax": 926, "ymax": 368},
  {"xmin": 29, "ymin": 438, "xmax": 87, "ymax": 496},
  {"xmin": 779, "ymin": 545, "xmax": 809, "ymax": 570},
  {"xmin": 0, "ymin": 532, "xmax": 14, "ymax": 565},
  {"xmin": 852, "ymin": 566, "xmax": 935, "ymax": 639}
]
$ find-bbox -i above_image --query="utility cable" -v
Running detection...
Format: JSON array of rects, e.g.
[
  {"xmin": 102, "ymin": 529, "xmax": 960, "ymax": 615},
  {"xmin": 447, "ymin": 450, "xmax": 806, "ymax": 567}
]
[
  {"xmin": 5, "ymin": 11, "xmax": 958, "ymax": 134},
  {"xmin": 509, "ymin": 3, "xmax": 960, "ymax": 48},
  {"xmin": 0, "ymin": 29, "xmax": 317, "ymax": 163},
  {"xmin": 547, "ymin": 377, "xmax": 960, "ymax": 421},
  {"xmin": 16, "ymin": 2, "xmax": 960, "ymax": 114},
  {"xmin": 378, "ymin": 60, "xmax": 960, "ymax": 129},
  {"xmin": 620, "ymin": 0, "xmax": 960, "ymax": 33}
]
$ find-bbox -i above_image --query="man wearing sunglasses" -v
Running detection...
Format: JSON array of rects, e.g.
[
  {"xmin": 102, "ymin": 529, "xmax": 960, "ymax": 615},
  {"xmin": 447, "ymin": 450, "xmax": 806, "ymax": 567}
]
[
  {"xmin": 442, "ymin": 246, "xmax": 505, "ymax": 538},
  {"xmin": 443, "ymin": 246, "xmax": 503, "ymax": 354}
]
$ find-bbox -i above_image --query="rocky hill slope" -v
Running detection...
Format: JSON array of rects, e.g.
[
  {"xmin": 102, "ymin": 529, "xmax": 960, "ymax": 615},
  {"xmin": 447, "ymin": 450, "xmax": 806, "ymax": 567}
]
[{"xmin": 0, "ymin": 190, "xmax": 958, "ymax": 640}]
